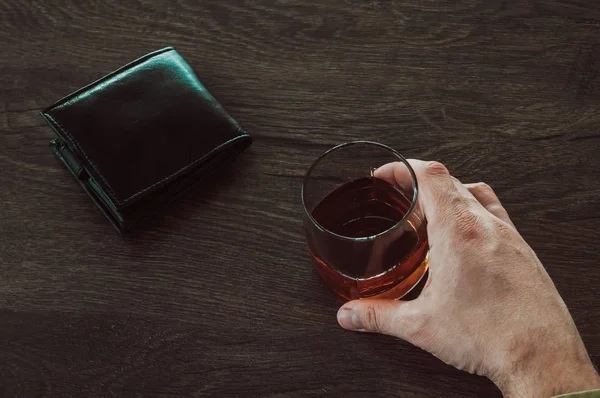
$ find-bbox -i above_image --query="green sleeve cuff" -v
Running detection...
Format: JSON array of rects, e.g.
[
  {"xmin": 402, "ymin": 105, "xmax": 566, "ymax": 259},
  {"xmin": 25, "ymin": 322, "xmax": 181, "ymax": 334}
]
[{"xmin": 553, "ymin": 389, "xmax": 600, "ymax": 398}]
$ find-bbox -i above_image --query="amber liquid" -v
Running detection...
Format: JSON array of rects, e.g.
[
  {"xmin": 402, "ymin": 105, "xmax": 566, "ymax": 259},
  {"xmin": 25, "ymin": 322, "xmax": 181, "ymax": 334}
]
[{"xmin": 307, "ymin": 177, "xmax": 429, "ymax": 300}]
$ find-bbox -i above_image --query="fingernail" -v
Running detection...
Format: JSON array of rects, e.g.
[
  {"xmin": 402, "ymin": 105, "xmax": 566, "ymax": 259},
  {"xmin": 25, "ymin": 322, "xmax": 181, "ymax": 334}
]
[{"xmin": 337, "ymin": 306, "xmax": 364, "ymax": 331}]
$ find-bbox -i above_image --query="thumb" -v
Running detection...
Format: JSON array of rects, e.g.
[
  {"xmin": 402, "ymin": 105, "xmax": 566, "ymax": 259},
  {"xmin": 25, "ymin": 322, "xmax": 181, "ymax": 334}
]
[{"xmin": 337, "ymin": 299, "xmax": 427, "ymax": 343}]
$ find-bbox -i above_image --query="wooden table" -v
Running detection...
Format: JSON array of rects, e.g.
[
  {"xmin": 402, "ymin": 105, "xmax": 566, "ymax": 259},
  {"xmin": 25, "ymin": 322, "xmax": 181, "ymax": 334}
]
[{"xmin": 2, "ymin": 1, "xmax": 599, "ymax": 396}]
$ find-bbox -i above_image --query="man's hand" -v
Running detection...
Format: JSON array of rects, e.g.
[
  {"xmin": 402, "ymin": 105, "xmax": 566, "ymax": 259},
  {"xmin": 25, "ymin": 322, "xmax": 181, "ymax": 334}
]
[{"xmin": 336, "ymin": 160, "xmax": 600, "ymax": 397}]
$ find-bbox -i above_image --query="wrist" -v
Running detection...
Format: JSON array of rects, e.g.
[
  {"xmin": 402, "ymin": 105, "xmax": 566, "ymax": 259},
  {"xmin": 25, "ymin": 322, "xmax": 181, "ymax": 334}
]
[
  {"xmin": 497, "ymin": 346, "xmax": 600, "ymax": 398},
  {"xmin": 502, "ymin": 363, "xmax": 600, "ymax": 398}
]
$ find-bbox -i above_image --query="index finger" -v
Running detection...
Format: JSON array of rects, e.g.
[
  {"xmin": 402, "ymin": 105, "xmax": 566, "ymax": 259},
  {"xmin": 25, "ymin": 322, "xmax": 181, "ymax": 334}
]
[{"xmin": 374, "ymin": 159, "xmax": 464, "ymax": 228}]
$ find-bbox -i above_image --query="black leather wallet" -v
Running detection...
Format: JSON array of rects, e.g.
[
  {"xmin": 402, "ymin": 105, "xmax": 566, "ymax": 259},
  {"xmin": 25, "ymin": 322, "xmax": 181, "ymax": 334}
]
[{"xmin": 41, "ymin": 47, "xmax": 252, "ymax": 234}]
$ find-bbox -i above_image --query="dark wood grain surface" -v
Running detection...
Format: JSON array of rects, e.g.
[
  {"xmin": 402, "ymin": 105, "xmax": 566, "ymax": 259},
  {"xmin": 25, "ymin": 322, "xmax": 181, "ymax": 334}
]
[{"xmin": 2, "ymin": 0, "xmax": 600, "ymax": 396}]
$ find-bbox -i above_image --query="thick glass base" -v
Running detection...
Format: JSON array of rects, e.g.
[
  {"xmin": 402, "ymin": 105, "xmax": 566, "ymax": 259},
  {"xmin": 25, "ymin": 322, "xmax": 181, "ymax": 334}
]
[{"xmin": 313, "ymin": 251, "xmax": 430, "ymax": 301}]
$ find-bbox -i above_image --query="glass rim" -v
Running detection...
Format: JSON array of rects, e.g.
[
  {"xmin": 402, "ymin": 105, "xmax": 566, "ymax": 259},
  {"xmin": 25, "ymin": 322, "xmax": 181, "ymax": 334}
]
[{"xmin": 301, "ymin": 140, "xmax": 419, "ymax": 242}]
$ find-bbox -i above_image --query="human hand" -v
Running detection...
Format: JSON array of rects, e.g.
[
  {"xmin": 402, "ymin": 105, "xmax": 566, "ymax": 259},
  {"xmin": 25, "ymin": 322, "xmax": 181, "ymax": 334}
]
[{"xmin": 336, "ymin": 160, "xmax": 600, "ymax": 397}]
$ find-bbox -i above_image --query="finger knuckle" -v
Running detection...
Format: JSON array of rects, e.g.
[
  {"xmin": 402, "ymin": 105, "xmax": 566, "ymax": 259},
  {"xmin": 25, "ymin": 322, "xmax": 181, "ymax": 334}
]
[
  {"xmin": 450, "ymin": 207, "xmax": 486, "ymax": 240},
  {"xmin": 473, "ymin": 182, "xmax": 494, "ymax": 194},
  {"xmin": 423, "ymin": 161, "xmax": 449, "ymax": 177},
  {"xmin": 488, "ymin": 202, "xmax": 509, "ymax": 218},
  {"xmin": 480, "ymin": 183, "xmax": 499, "ymax": 200},
  {"xmin": 491, "ymin": 217, "xmax": 515, "ymax": 237},
  {"xmin": 469, "ymin": 182, "xmax": 495, "ymax": 200},
  {"xmin": 364, "ymin": 304, "xmax": 382, "ymax": 332}
]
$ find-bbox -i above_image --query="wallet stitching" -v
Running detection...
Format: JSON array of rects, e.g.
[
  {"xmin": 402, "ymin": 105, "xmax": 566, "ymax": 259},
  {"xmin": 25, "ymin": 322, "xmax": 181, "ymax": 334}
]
[{"xmin": 46, "ymin": 109, "xmax": 249, "ymax": 207}]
